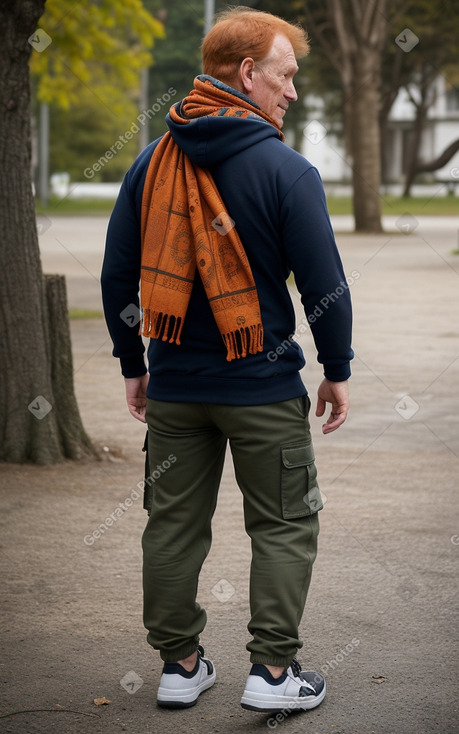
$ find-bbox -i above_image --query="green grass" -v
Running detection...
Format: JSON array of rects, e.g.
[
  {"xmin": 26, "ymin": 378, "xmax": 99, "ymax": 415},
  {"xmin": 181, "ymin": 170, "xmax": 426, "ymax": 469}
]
[
  {"xmin": 326, "ymin": 195, "xmax": 459, "ymax": 217},
  {"xmin": 36, "ymin": 197, "xmax": 116, "ymax": 216},
  {"xmin": 69, "ymin": 308, "xmax": 104, "ymax": 319},
  {"xmin": 35, "ymin": 194, "xmax": 458, "ymax": 218}
]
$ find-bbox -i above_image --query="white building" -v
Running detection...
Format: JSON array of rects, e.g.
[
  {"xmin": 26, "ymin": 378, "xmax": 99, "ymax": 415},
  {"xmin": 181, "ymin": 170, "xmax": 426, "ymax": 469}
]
[{"xmin": 301, "ymin": 75, "xmax": 459, "ymax": 194}]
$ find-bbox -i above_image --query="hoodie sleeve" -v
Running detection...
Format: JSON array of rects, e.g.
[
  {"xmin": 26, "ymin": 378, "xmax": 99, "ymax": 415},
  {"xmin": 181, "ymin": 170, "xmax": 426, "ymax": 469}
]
[
  {"xmin": 280, "ymin": 166, "xmax": 354, "ymax": 381},
  {"xmin": 101, "ymin": 144, "xmax": 160, "ymax": 378},
  {"xmin": 101, "ymin": 141, "xmax": 161, "ymax": 378},
  {"xmin": 100, "ymin": 174, "xmax": 146, "ymax": 378}
]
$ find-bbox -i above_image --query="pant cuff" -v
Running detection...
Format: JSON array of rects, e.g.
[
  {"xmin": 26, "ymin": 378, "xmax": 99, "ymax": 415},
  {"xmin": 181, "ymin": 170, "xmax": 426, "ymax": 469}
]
[
  {"xmin": 250, "ymin": 654, "xmax": 295, "ymax": 667},
  {"xmin": 158, "ymin": 640, "xmax": 200, "ymax": 663}
]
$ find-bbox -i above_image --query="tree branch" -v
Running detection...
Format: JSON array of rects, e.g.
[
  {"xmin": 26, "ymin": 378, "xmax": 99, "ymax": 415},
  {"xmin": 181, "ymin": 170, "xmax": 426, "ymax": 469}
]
[
  {"xmin": 370, "ymin": 0, "xmax": 389, "ymax": 50},
  {"xmin": 414, "ymin": 138, "xmax": 459, "ymax": 175},
  {"xmin": 350, "ymin": 0, "xmax": 363, "ymax": 28},
  {"xmin": 327, "ymin": 0, "xmax": 356, "ymax": 57},
  {"xmin": 361, "ymin": 0, "xmax": 376, "ymax": 39},
  {"xmin": 381, "ymin": 47, "xmax": 405, "ymax": 121},
  {"xmin": 303, "ymin": 4, "xmax": 342, "ymax": 74},
  {"xmin": 405, "ymin": 83, "xmax": 421, "ymax": 109}
]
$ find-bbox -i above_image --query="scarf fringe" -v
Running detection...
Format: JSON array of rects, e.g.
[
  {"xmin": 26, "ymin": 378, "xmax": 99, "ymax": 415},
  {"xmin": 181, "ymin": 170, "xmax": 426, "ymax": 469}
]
[
  {"xmin": 222, "ymin": 324, "xmax": 264, "ymax": 362},
  {"xmin": 142, "ymin": 309, "xmax": 183, "ymax": 345},
  {"xmin": 142, "ymin": 310, "xmax": 263, "ymax": 361}
]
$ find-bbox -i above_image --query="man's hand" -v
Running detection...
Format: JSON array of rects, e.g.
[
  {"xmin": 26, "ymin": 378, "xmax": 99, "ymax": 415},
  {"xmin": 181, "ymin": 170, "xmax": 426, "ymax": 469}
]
[
  {"xmin": 316, "ymin": 378, "xmax": 350, "ymax": 434},
  {"xmin": 124, "ymin": 374, "xmax": 149, "ymax": 423}
]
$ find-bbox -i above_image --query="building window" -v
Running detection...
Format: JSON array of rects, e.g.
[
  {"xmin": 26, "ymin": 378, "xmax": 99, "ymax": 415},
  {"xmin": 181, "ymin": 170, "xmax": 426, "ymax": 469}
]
[{"xmin": 445, "ymin": 87, "xmax": 459, "ymax": 112}]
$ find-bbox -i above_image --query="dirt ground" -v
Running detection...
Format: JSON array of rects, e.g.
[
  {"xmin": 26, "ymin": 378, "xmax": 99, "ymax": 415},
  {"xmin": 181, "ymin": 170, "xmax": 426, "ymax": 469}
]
[{"xmin": 1, "ymin": 214, "xmax": 458, "ymax": 734}]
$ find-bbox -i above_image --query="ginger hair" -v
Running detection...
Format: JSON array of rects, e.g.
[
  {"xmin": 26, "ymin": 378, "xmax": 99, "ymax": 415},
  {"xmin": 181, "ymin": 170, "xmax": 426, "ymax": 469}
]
[{"xmin": 202, "ymin": 6, "xmax": 309, "ymax": 85}]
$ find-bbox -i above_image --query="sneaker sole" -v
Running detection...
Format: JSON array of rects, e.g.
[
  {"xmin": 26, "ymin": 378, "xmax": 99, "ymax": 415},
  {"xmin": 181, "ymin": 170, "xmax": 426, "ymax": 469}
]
[
  {"xmin": 157, "ymin": 673, "xmax": 216, "ymax": 709},
  {"xmin": 240, "ymin": 680, "xmax": 326, "ymax": 712}
]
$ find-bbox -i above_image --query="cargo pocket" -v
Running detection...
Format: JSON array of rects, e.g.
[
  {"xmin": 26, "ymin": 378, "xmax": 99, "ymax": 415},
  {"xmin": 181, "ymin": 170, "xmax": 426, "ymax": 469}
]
[{"xmin": 280, "ymin": 442, "xmax": 323, "ymax": 518}]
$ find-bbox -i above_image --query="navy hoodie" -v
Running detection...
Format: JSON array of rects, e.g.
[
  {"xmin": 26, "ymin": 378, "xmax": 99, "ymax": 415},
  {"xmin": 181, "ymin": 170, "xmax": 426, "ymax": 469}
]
[{"xmin": 101, "ymin": 79, "xmax": 353, "ymax": 405}]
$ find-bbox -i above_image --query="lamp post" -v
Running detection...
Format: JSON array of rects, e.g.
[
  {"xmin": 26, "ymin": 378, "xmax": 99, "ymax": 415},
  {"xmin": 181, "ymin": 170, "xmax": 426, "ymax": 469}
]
[
  {"xmin": 139, "ymin": 67, "xmax": 149, "ymax": 153},
  {"xmin": 39, "ymin": 102, "xmax": 49, "ymax": 207},
  {"xmin": 204, "ymin": 0, "xmax": 214, "ymax": 35}
]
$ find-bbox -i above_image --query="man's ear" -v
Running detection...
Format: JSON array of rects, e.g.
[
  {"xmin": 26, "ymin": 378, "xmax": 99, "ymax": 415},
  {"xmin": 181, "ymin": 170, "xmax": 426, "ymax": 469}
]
[{"xmin": 239, "ymin": 57, "xmax": 255, "ymax": 94}]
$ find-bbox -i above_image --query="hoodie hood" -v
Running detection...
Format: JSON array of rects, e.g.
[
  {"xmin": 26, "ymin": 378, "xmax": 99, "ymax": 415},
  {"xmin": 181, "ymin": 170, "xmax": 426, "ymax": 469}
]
[{"xmin": 165, "ymin": 75, "xmax": 283, "ymax": 168}]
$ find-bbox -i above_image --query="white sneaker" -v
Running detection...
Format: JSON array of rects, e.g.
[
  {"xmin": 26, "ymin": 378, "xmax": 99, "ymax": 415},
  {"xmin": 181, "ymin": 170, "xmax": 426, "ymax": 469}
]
[
  {"xmin": 241, "ymin": 659, "xmax": 326, "ymax": 712},
  {"xmin": 157, "ymin": 645, "xmax": 216, "ymax": 708}
]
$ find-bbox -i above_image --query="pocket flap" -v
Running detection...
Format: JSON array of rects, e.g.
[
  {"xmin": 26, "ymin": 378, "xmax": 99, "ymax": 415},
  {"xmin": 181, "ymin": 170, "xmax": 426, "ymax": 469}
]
[{"xmin": 281, "ymin": 442, "xmax": 314, "ymax": 469}]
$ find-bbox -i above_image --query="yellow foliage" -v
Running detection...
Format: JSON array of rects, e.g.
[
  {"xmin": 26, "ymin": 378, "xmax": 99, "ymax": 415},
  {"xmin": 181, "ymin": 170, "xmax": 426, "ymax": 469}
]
[{"xmin": 30, "ymin": 0, "xmax": 164, "ymax": 111}]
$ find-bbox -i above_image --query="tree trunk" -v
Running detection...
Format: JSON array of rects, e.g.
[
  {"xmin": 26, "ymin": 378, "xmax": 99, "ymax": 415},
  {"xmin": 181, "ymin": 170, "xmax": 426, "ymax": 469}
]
[
  {"xmin": 316, "ymin": 0, "xmax": 387, "ymax": 232},
  {"xmin": 379, "ymin": 47, "xmax": 404, "ymax": 185},
  {"xmin": 379, "ymin": 86, "xmax": 402, "ymax": 185},
  {"xmin": 402, "ymin": 101, "xmax": 429, "ymax": 197},
  {"xmin": 0, "ymin": 1, "xmax": 97, "ymax": 464},
  {"xmin": 44, "ymin": 275, "xmax": 98, "ymax": 460},
  {"xmin": 348, "ymin": 49, "xmax": 383, "ymax": 232}
]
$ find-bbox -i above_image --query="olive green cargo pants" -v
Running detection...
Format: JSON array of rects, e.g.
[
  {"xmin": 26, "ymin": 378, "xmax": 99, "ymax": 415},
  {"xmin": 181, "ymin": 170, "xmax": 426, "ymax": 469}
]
[{"xmin": 142, "ymin": 395, "xmax": 322, "ymax": 667}]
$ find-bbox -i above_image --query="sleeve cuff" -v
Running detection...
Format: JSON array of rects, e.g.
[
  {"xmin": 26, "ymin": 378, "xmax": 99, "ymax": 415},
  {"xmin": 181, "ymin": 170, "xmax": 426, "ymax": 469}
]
[
  {"xmin": 120, "ymin": 356, "xmax": 148, "ymax": 379},
  {"xmin": 323, "ymin": 363, "xmax": 351, "ymax": 382}
]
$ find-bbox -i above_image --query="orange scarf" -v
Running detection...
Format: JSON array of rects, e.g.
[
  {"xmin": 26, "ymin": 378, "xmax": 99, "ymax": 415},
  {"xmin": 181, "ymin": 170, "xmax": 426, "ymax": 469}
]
[{"xmin": 140, "ymin": 76, "xmax": 283, "ymax": 361}]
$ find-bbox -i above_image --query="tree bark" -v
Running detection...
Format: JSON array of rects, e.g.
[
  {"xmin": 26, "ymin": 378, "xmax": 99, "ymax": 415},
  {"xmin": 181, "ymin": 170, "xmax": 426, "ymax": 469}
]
[
  {"xmin": 349, "ymin": 48, "xmax": 384, "ymax": 232},
  {"xmin": 0, "ymin": 1, "xmax": 97, "ymax": 464},
  {"xmin": 44, "ymin": 275, "xmax": 98, "ymax": 461},
  {"xmin": 402, "ymin": 102, "xmax": 429, "ymax": 197},
  {"xmin": 304, "ymin": 0, "xmax": 387, "ymax": 232},
  {"xmin": 401, "ymin": 65, "xmax": 441, "ymax": 197},
  {"xmin": 379, "ymin": 50, "xmax": 405, "ymax": 184}
]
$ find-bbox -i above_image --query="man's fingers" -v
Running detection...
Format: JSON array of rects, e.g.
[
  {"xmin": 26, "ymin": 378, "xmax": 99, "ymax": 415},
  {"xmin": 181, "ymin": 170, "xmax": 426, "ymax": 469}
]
[
  {"xmin": 129, "ymin": 408, "xmax": 146, "ymax": 423},
  {"xmin": 322, "ymin": 409, "xmax": 347, "ymax": 434},
  {"xmin": 124, "ymin": 375, "xmax": 149, "ymax": 422},
  {"xmin": 316, "ymin": 396, "xmax": 326, "ymax": 417},
  {"xmin": 316, "ymin": 378, "xmax": 350, "ymax": 434},
  {"xmin": 127, "ymin": 403, "xmax": 147, "ymax": 423}
]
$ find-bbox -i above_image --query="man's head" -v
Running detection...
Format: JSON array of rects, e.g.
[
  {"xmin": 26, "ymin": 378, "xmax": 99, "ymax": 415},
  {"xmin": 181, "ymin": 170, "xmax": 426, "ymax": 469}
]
[{"xmin": 201, "ymin": 7, "xmax": 309, "ymax": 128}]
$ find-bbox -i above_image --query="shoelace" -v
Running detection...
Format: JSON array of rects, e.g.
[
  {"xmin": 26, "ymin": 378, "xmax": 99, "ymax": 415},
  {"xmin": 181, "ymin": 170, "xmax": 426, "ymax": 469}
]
[{"xmin": 289, "ymin": 658, "xmax": 317, "ymax": 694}]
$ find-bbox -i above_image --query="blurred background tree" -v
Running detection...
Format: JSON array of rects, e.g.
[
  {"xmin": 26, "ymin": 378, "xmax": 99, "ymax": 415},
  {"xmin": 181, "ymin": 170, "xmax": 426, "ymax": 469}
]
[
  {"xmin": 379, "ymin": 0, "xmax": 459, "ymax": 197},
  {"xmin": 144, "ymin": 0, "xmax": 203, "ymax": 142},
  {"xmin": 37, "ymin": 91, "xmax": 139, "ymax": 183},
  {"xmin": 30, "ymin": 0, "xmax": 162, "ymax": 109},
  {"xmin": 252, "ymin": 0, "xmax": 458, "ymax": 228},
  {"xmin": 299, "ymin": 0, "xmax": 390, "ymax": 232},
  {"xmin": 30, "ymin": 0, "xmax": 164, "ymax": 188}
]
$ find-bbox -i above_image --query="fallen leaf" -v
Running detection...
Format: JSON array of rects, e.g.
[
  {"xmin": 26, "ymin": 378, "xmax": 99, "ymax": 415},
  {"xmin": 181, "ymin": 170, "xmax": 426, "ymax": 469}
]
[
  {"xmin": 93, "ymin": 697, "xmax": 112, "ymax": 705},
  {"xmin": 371, "ymin": 675, "xmax": 386, "ymax": 684}
]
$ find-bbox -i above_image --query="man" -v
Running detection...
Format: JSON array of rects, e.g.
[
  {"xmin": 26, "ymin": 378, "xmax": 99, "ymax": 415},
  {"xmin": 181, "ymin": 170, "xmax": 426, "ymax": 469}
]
[{"xmin": 101, "ymin": 6, "xmax": 353, "ymax": 714}]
